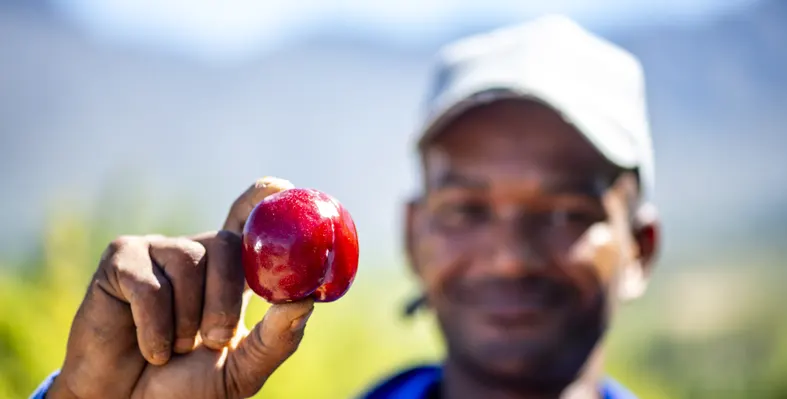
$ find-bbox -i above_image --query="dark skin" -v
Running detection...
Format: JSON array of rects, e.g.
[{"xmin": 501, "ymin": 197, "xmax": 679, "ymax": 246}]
[
  {"xmin": 46, "ymin": 178, "xmax": 315, "ymax": 399},
  {"xmin": 405, "ymin": 99, "xmax": 659, "ymax": 399}
]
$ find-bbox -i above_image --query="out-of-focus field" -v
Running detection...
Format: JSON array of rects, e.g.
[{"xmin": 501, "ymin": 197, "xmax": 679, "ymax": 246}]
[{"xmin": 2, "ymin": 193, "xmax": 786, "ymax": 399}]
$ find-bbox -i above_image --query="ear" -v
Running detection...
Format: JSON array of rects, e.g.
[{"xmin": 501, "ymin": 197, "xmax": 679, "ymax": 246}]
[{"xmin": 619, "ymin": 203, "xmax": 661, "ymax": 301}]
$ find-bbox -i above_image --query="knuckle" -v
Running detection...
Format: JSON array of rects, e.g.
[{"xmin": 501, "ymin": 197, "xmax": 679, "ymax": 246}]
[
  {"xmin": 246, "ymin": 329, "xmax": 277, "ymax": 359},
  {"xmin": 165, "ymin": 237, "xmax": 206, "ymax": 268},
  {"xmin": 104, "ymin": 252, "xmax": 123, "ymax": 274},
  {"xmin": 179, "ymin": 239, "xmax": 207, "ymax": 267},
  {"xmin": 247, "ymin": 327, "xmax": 298, "ymax": 363},
  {"xmin": 108, "ymin": 235, "xmax": 139, "ymax": 251},
  {"xmin": 100, "ymin": 239, "xmax": 146, "ymax": 290},
  {"xmin": 100, "ymin": 238, "xmax": 124, "ymax": 265},
  {"xmin": 126, "ymin": 272, "xmax": 171, "ymax": 302},
  {"xmin": 103, "ymin": 235, "xmax": 145, "ymax": 269}
]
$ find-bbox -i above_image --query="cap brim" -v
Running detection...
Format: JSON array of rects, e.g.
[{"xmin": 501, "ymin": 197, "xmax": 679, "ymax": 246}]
[{"xmin": 418, "ymin": 82, "xmax": 640, "ymax": 170}]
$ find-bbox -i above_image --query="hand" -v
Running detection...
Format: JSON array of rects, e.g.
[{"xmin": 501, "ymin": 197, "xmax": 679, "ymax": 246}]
[{"xmin": 47, "ymin": 177, "xmax": 311, "ymax": 399}]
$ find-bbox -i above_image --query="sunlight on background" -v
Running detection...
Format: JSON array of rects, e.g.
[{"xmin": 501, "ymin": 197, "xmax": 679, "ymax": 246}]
[
  {"xmin": 51, "ymin": 0, "xmax": 759, "ymax": 62},
  {"xmin": 1, "ymin": 0, "xmax": 786, "ymax": 397}
]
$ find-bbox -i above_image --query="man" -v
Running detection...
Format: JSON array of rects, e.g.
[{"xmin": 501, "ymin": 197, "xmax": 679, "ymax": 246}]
[{"xmin": 32, "ymin": 14, "xmax": 659, "ymax": 399}]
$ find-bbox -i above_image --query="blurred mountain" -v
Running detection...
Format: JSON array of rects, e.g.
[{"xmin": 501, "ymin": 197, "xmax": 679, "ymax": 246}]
[
  {"xmin": 608, "ymin": 0, "xmax": 787, "ymax": 255},
  {"xmin": 617, "ymin": 0, "xmax": 787, "ymax": 129},
  {"xmin": 0, "ymin": 0, "xmax": 785, "ymax": 263}
]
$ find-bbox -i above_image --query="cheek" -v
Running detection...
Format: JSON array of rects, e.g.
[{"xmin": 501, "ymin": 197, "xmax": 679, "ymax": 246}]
[
  {"xmin": 414, "ymin": 232, "xmax": 473, "ymax": 300},
  {"xmin": 567, "ymin": 223, "xmax": 624, "ymax": 287}
]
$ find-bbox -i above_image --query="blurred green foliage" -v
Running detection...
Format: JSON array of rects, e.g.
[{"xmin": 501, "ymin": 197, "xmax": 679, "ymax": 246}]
[{"xmin": 1, "ymin": 190, "xmax": 786, "ymax": 398}]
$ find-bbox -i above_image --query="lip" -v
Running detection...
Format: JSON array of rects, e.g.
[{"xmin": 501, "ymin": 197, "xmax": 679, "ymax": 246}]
[
  {"xmin": 451, "ymin": 277, "xmax": 574, "ymax": 328},
  {"xmin": 468, "ymin": 294, "xmax": 570, "ymax": 331},
  {"xmin": 478, "ymin": 302, "xmax": 551, "ymax": 322}
]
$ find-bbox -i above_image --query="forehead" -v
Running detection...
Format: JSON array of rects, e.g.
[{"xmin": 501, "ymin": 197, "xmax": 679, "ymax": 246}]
[{"xmin": 423, "ymin": 99, "xmax": 616, "ymax": 187}]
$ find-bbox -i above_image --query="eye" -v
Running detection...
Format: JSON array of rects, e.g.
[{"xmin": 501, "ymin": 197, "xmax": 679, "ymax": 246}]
[
  {"xmin": 547, "ymin": 208, "xmax": 601, "ymax": 227},
  {"xmin": 433, "ymin": 201, "xmax": 491, "ymax": 230}
]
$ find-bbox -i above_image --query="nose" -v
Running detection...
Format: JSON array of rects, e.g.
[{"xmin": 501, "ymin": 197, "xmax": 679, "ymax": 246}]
[{"xmin": 488, "ymin": 214, "xmax": 545, "ymax": 277}]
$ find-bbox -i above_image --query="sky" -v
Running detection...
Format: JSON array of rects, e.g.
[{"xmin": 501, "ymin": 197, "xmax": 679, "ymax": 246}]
[
  {"xmin": 1, "ymin": 0, "xmax": 781, "ymax": 261},
  {"xmin": 51, "ymin": 0, "xmax": 761, "ymax": 64}
]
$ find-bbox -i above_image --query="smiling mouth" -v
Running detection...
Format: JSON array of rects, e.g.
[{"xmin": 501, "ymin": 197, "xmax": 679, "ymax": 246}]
[
  {"xmin": 451, "ymin": 276, "xmax": 577, "ymax": 327},
  {"xmin": 479, "ymin": 301, "xmax": 556, "ymax": 325},
  {"xmin": 469, "ymin": 289, "xmax": 573, "ymax": 329}
]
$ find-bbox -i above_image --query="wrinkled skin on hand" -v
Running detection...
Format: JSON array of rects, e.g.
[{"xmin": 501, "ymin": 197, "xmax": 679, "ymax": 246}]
[{"xmin": 47, "ymin": 177, "xmax": 315, "ymax": 399}]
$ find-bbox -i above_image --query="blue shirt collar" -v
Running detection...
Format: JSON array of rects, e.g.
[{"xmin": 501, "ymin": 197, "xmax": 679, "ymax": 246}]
[{"xmin": 359, "ymin": 365, "xmax": 637, "ymax": 399}]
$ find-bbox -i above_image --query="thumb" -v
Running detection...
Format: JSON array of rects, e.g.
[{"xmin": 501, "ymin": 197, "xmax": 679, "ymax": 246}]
[{"xmin": 224, "ymin": 299, "xmax": 315, "ymax": 398}]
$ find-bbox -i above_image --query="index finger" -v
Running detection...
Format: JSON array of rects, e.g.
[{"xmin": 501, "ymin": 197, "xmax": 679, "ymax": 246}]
[{"xmin": 223, "ymin": 177, "xmax": 294, "ymax": 235}]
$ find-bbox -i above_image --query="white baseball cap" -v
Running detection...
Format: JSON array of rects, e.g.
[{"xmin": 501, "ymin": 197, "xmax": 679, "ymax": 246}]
[{"xmin": 417, "ymin": 14, "xmax": 655, "ymax": 202}]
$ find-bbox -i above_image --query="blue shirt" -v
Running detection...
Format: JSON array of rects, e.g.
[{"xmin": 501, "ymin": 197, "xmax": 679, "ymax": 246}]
[
  {"xmin": 31, "ymin": 366, "xmax": 637, "ymax": 399},
  {"xmin": 358, "ymin": 365, "xmax": 637, "ymax": 399}
]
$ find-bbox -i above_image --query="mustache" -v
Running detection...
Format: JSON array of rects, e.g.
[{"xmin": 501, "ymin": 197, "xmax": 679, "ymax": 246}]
[{"xmin": 447, "ymin": 276, "xmax": 580, "ymax": 307}]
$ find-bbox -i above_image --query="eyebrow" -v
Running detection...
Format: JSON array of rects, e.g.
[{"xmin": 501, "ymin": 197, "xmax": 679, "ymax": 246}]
[
  {"xmin": 431, "ymin": 172, "xmax": 489, "ymax": 190},
  {"xmin": 543, "ymin": 178, "xmax": 609, "ymax": 197},
  {"xmin": 430, "ymin": 171, "xmax": 611, "ymax": 197}
]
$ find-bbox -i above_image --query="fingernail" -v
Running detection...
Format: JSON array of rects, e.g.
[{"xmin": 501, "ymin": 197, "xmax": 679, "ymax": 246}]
[
  {"xmin": 206, "ymin": 329, "xmax": 234, "ymax": 345},
  {"xmin": 152, "ymin": 350, "xmax": 170, "ymax": 364},
  {"xmin": 290, "ymin": 309, "xmax": 313, "ymax": 331}
]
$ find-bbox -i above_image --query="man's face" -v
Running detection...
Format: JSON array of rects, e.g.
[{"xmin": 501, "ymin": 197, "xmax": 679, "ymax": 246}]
[{"xmin": 406, "ymin": 99, "xmax": 658, "ymax": 389}]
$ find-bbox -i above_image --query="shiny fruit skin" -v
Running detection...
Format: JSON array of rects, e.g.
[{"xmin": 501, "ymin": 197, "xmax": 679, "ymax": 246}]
[
  {"xmin": 312, "ymin": 196, "xmax": 359, "ymax": 302},
  {"xmin": 242, "ymin": 188, "xmax": 359, "ymax": 304}
]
